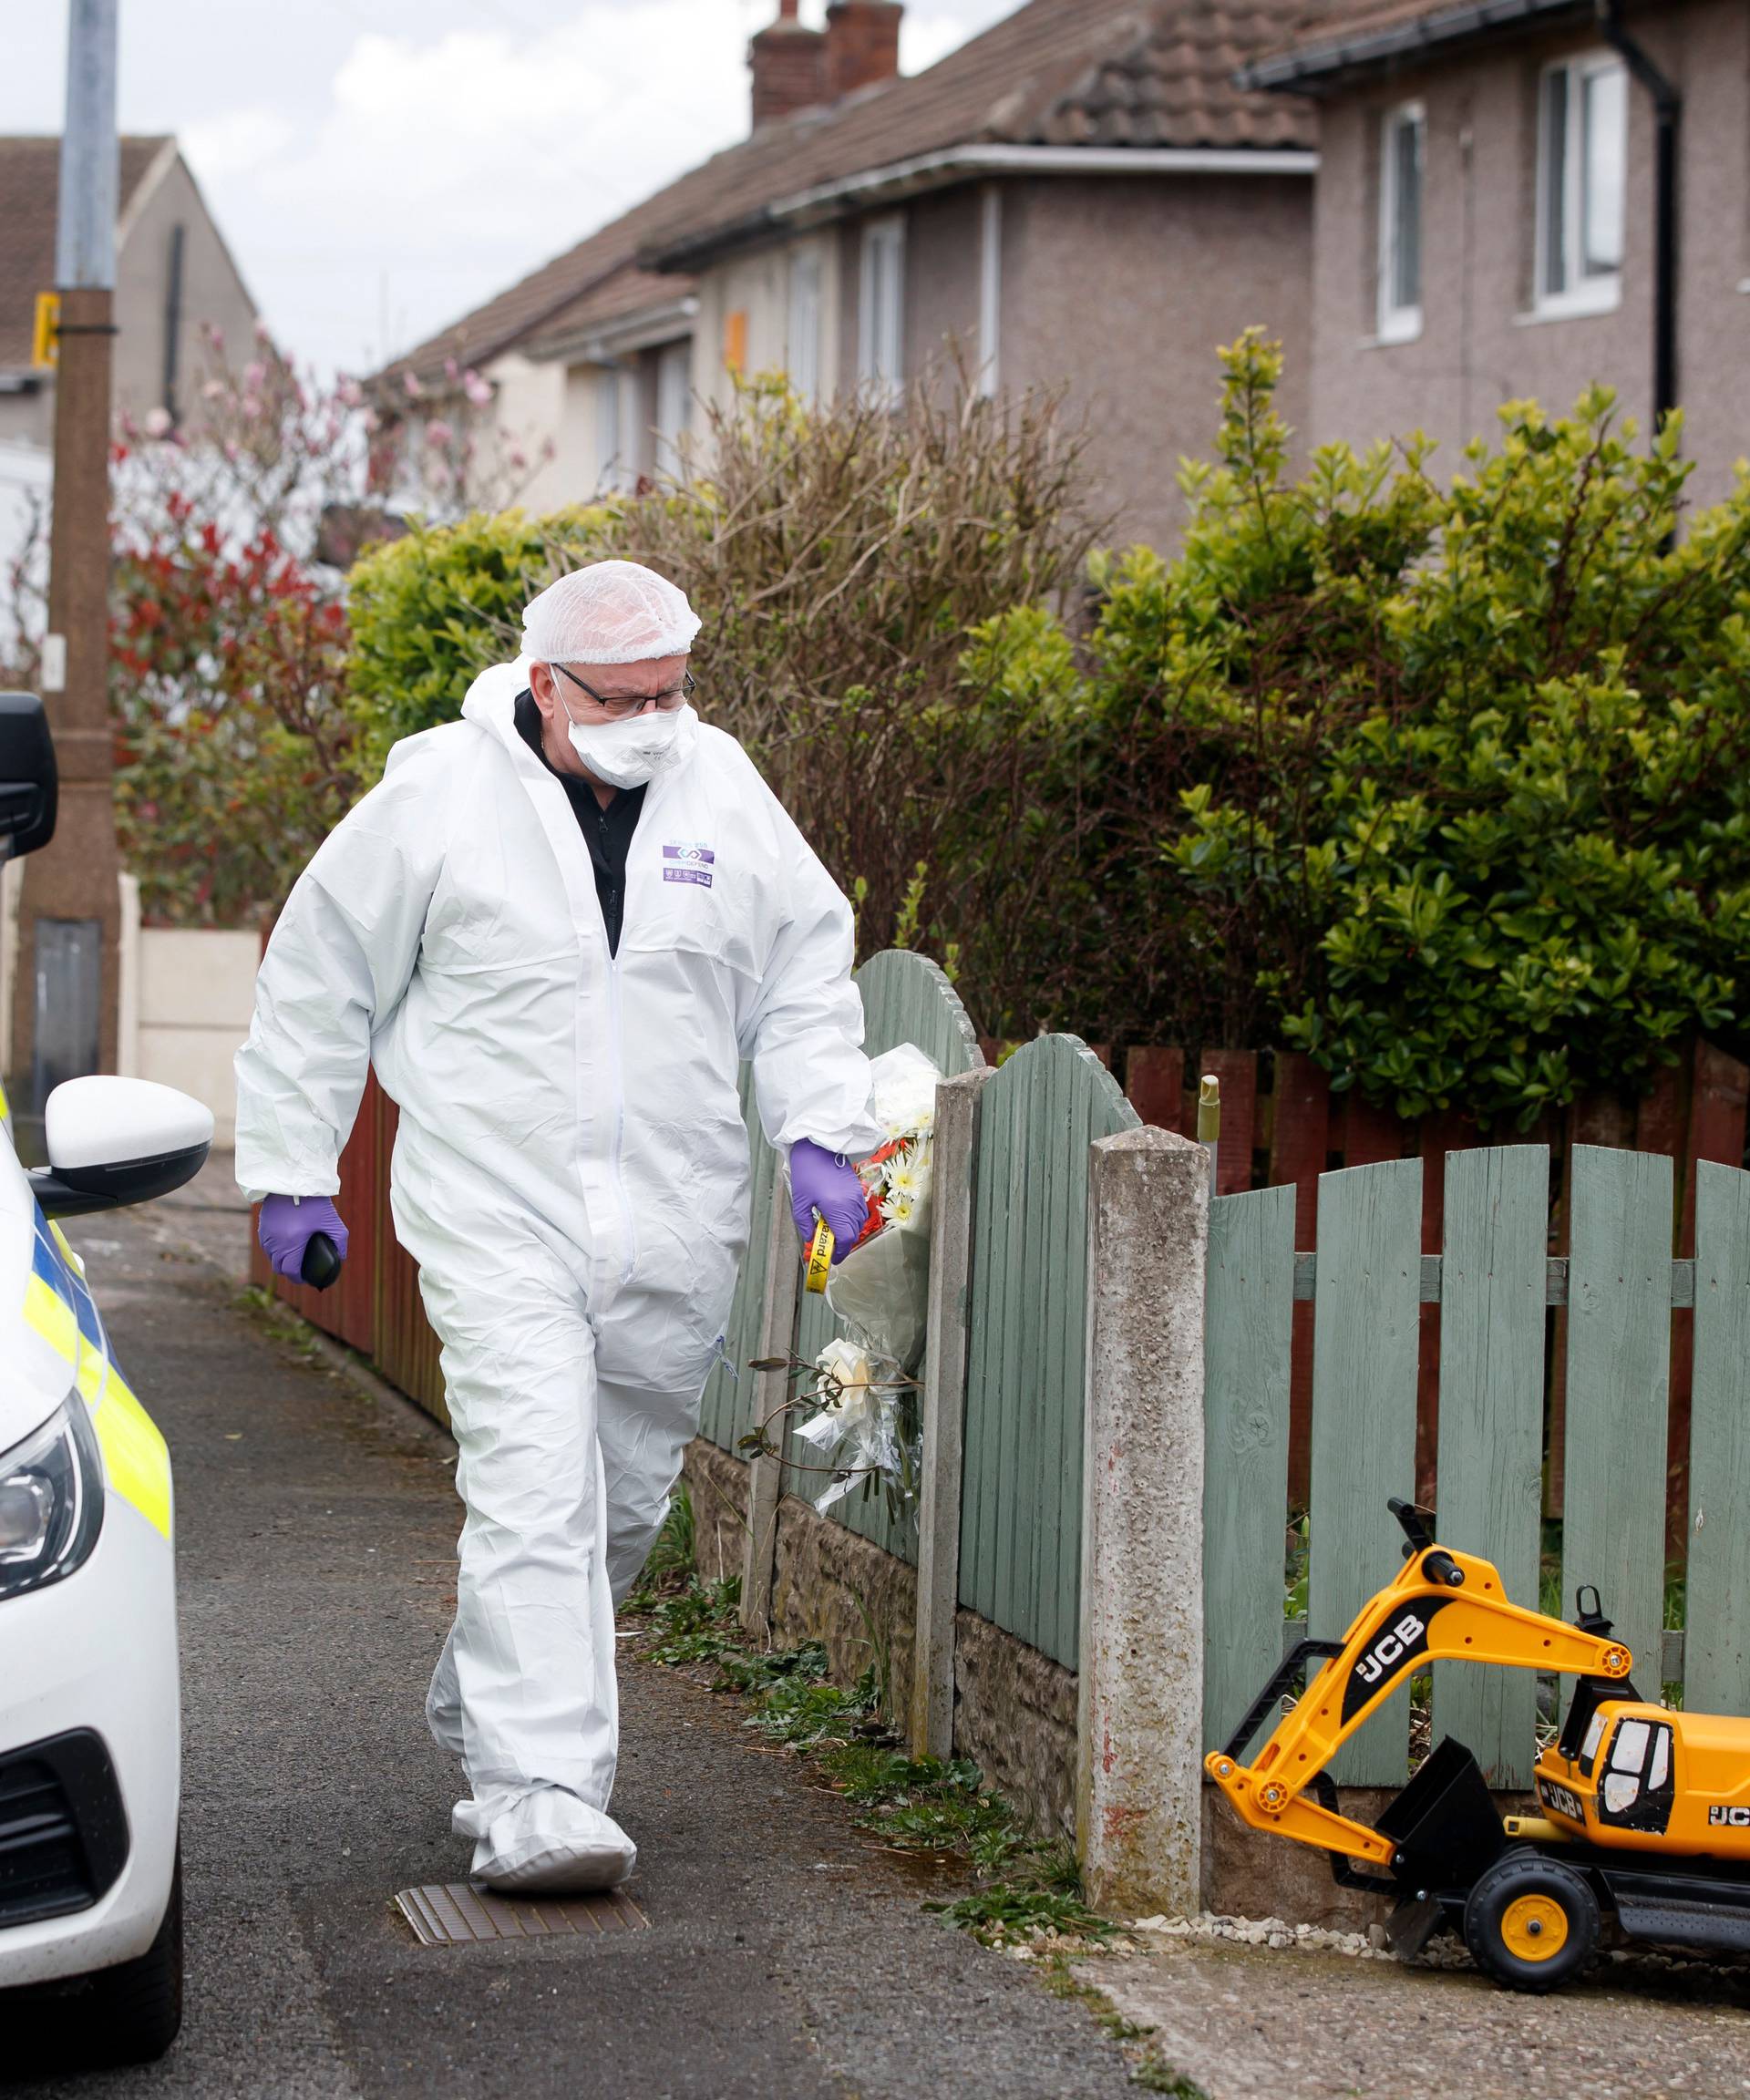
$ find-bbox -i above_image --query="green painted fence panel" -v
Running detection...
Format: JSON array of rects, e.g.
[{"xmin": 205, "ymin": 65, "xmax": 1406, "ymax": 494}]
[
  {"xmin": 1561, "ymin": 1145, "xmax": 1672, "ymax": 1700},
  {"xmin": 1685, "ymin": 1161, "xmax": 1750, "ymax": 1714},
  {"xmin": 1309, "ymin": 1156, "xmax": 1423, "ymax": 1786},
  {"xmin": 1202, "ymin": 1184, "xmax": 1295, "ymax": 1755},
  {"xmin": 1432, "ymin": 1146, "xmax": 1549, "ymax": 1787},
  {"xmin": 787, "ymin": 951, "xmax": 983, "ymax": 1563},
  {"xmin": 957, "ymin": 1035, "xmax": 1139, "ymax": 1666}
]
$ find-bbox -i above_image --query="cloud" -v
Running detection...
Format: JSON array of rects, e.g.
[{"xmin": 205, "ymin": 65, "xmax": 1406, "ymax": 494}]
[
  {"xmin": 180, "ymin": 106, "xmax": 296, "ymax": 180},
  {"xmin": 173, "ymin": 0, "xmax": 1019, "ymax": 377}
]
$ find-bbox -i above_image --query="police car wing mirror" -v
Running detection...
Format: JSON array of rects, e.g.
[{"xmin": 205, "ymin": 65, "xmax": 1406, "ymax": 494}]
[
  {"xmin": 31, "ymin": 1076, "xmax": 213, "ymax": 1220},
  {"xmin": 0, "ymin": 693, "xmax": 57, "ymax": 860}
]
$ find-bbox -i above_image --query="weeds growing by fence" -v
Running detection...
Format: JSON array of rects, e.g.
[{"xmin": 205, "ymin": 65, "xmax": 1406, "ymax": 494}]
[{"xmin": 626, "ymin": 1488, "xmax": 1117, "ymax": 1949}]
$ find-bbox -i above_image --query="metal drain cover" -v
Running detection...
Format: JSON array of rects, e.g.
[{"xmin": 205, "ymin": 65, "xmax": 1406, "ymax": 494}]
[{"xmin": 396, "ymin": 1882, "xmax": 650, "ymax": 1946}]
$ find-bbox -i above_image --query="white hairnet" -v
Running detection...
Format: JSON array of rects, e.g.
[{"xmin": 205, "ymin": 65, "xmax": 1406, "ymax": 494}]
[{"xmin": 521, "ymin": 560, "xmax": 701, "ymax": 664}]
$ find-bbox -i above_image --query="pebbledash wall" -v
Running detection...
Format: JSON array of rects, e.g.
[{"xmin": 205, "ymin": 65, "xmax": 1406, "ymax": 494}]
[{"xmin": 257, "ymin": 945, "xmax": 1750, "ymax": 1927}]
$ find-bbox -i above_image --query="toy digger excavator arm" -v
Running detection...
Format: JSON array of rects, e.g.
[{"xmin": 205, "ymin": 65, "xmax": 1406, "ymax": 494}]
[{"xmin": 1206, "ymin": 1500, "xmax": 1635, "ymax": 1872}]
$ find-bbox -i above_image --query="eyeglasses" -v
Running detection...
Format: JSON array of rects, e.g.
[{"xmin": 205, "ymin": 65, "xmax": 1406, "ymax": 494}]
[{"xmin": 552, "ymin": 664, "xmax": 695, "ymax": 719}]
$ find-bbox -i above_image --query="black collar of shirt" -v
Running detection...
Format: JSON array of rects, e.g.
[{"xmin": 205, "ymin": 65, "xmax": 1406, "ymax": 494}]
[{"xmin": 513, "ymin": 689, "xmax": 646, "ymax": 954}]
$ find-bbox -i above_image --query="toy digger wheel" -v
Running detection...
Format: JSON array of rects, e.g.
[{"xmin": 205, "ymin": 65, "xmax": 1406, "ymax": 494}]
[{"xmin": 1463, "ymin": 1850, "xmax": 1600, "ymax": 1993}]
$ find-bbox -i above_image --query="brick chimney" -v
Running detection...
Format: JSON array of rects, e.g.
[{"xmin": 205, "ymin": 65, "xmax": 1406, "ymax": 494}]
[
  {"xmin": 824, "ymin": 2, "xmax": 903, "ymax": 101},
  {"xmin": 749, "ymin": 0, "xmax": 828, "ymax": 129}
]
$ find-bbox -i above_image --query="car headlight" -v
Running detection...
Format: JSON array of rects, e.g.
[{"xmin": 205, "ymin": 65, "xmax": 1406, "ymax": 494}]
[{"xmin": 0, "ymin": 1396, "xmax": 105, "ymax": 1601}]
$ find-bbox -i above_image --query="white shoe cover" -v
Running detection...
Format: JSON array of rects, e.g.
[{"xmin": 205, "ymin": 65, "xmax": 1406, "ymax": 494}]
[{"xmin": 457, "ymin": 1783, "xmax": 636, "ymax": 1895}]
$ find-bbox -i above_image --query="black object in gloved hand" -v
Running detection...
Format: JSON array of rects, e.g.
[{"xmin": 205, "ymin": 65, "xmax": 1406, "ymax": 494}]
[{"xmin": 300, "ymin": 1231, "xmax": 344, "ymax": 1292}]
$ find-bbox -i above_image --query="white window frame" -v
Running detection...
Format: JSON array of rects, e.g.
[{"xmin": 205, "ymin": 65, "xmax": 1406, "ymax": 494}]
[
  {"xmin": 858, "ymin": 213, "xmax": 906, "ymax": 403},
  {"xmin": 1375, "ymin": 101, "xmax": 1425, "ymax": 345},
  {"xmin": 594, "ymin": 364, "xmax": 624, "ymax": 491},
  {"xmin": 653, "ymin": 337, "xmax": 692, "ymax": 484},
  {"xmin": 1534, "ymin": 50, "xmax": 1627, "ymax": 320},
  {"xmin": 788, "ymin": 244, "xmax": 824, "ymax": 406},
  {"xmin": 977, "ymin": 183, "xmax": 1002, "ymax": 396}
]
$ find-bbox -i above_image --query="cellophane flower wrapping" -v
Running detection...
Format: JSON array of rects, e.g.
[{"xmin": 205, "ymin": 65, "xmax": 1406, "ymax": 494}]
[{"xmin": 796, "ymin": 1043, "xmax": 942, "ymax": 1513}]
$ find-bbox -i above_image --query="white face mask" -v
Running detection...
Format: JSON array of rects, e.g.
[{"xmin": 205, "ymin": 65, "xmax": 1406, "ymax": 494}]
[{"xmin": 564, "ymin": 702, "xmax": 698, "ymax": 789}]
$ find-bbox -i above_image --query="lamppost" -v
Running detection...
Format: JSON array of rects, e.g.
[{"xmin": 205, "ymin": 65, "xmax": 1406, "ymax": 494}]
[{"xmin": 14, "ymin": 0, "xmax": 123, "ymax": 1145}]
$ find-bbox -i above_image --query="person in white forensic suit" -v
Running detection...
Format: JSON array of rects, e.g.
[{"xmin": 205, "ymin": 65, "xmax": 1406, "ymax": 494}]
[{"xmin": 234, "ymin": 561, "xmax": 880, "ymax": 1892}]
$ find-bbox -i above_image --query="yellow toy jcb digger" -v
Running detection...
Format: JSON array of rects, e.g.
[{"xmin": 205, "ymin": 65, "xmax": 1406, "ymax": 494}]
[{"xmin": 1207, "ymin": 1499, "xmax": 1750, "ymax": 1992}]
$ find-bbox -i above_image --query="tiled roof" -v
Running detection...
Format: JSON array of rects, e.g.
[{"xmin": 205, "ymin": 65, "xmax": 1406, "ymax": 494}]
[
  {"xmin": 1244, "ymin": 0, "xmax": 1591, "ymax": 92},
  {"xmin": 522, "ymin": 264, "xmax": 698, "ymax": 360},
  {"xmin": 386, "ymin": 0, "xmax": 1314, "ymax": 388},
  {"xmin": 1038, "ymin": 1, "xmax": 1316, "ymax": 149},
  {"xmin": 0, "ymin": 136, "xmax": 171, "ymax": 368}
]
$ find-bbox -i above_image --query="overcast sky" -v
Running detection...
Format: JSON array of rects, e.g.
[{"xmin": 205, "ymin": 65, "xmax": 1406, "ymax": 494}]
[{"xmin": 5, "ymin": 0, "xmax": 1016, "ymax": 378}]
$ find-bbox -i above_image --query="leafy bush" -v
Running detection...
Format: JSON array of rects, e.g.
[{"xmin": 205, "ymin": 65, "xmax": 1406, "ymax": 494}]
[
  {"xmin": 344, "ymin": 373, "xmax": 1101, "ymax": 952},
  {"xmin": 345, "ymin": 503, "xmax": 608, "ymax": 778},
  {"xmin": 969, "ymin": 335, "xmax": 1750, "ymax": 1125},
  {"xmin": 110, "ymin": 499, "xmax": 356, "ymax": 926}
]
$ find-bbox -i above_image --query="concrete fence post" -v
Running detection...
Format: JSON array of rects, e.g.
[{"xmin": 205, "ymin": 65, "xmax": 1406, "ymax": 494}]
[
  {"xmin": 740, "ymin": 1171, "xmax": 802, "ymax": 1635},
  {"xmin": 1076, "ymin": 1125, "xmax": 1210, "ymax": 1918},
  {"xmin": 908, "ymin": 1066, "xmax": 991, "ymax": 1759}
]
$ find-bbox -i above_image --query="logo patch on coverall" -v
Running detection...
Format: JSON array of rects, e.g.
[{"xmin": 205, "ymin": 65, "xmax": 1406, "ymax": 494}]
[{"xmin": 663, "ymin": 842, "xmax": 714, "ymax": 889}]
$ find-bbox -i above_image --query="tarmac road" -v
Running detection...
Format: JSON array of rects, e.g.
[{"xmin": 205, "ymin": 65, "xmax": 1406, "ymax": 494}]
[{"xmin": 1, "ymin": 1167, "xmax": 1137, "ymax": 2100}]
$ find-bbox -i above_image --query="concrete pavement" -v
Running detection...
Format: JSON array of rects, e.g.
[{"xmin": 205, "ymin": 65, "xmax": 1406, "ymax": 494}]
[{"xmin": 3, "ymin": 1163, "xmax": 1138, "ymax": 2099}]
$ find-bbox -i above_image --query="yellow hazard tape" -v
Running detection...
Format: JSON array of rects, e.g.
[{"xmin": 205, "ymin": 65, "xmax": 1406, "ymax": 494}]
[{"xmin": 805, "ymin": 1217, "xmax": 834, "ymax": 1294}]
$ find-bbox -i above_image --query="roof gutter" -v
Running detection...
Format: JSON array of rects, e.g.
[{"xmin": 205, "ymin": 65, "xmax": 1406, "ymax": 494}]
[
  {"xmin": 1241, "ymin": 0, "xmax": 1589, "ymax": 94},
  {"xmin": 1596, "ymin": 1, "xmax": 1680, "ymax": 435},
  {"xmin": 642, "ymin": 141, "xmax": 1318, "ymax": 270},
  {"xmin": 532, "ymin": 295, "xmax": 701, "ymax": 366}
]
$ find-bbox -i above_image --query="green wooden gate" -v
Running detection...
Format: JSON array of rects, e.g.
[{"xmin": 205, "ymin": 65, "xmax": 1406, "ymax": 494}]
[
  {"xmin": 1203, "ymin": 1144, "xmax": 1750, "ymax": 1788},
  {"xmin": 956, "ymin": 1035, "xmax": 1139, "ymax": 1666}
]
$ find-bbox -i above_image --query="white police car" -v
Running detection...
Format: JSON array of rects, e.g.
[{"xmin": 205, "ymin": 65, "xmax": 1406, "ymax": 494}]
[{"xmin": 0, "ymin": 695, "xmax": 211, "ymax": 2064}]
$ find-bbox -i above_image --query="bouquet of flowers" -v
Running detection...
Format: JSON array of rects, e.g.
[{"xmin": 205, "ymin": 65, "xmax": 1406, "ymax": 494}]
[{"xmin": 749, "ymin": 1044, "xmax": 942, "ymax": 1515}]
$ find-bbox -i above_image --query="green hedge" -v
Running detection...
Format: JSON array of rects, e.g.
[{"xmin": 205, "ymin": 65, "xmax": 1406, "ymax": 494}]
[
  {"xmin": 345, "ymin": 504, "xmax": 609, "ymax": 778},
  {"xmin": 963, "ymin": 335, "xmax": 1750, "ymax": 1126},
  {"xmin": 340, "ymin": 348, "xmax": 1750, "ymax": 1128}
]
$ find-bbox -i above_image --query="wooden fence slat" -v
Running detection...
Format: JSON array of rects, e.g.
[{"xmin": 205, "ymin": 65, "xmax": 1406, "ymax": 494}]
[
  {"xmin": 1269, "ymin": 1052, "xmax": 1329, "ymax": 1508},
  {"xmin": 997, "ymin": 1038, "xmax": 1038, "ymax": 1639},
  {"xmin": 1670, "ymin": 1045, "xmax": 1750, "ymax": 1549},
  {"xmin": 1684, "ymin": 1161, "xmax": 1750, "ymax": 1714},
  {"xmin": 909, "ymin": 1069, "xmax": 991, "ymax": 1757},
  {"xmin": 1202, "ymin": 1184, "xmax": 1295, "ymax": 1755},
  {"xmin": 1127, "ymin": 1045, "xmax": 1184, "ymax": 1131},
  {"xmin": 1431, "ymin": 1147, "xmax": 1548, "ymax": 1786},
  {"xmin": 1338, "ymin": 1096, "xmax": 1400, "ymax": 1169},
  {"xmin": 957, "ymin": 1035, "xmax": 1138, "ymax": 1663},
  {"xmin": 1309, "ymin": 1156, "xmax": 1422, "ymax": 1786},
  {"xmin": 1561, "ymin": 1145, "xmax": 1673, "ymax": 1694}
]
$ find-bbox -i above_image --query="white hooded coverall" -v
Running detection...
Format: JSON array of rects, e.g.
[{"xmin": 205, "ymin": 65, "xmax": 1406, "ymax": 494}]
[{"xmin": 234, "ymin": 658, "xmax": 880, "ymax": 1887}]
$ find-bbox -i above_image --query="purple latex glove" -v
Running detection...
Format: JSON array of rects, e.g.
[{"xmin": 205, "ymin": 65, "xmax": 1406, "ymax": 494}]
[
  {"xmin": 258, "ymin": 1194, "xmax": 349, "ymax": 1282},
  {"xmin": 788, "ymin": 1139, "xmax": 866, "ymax": 1264}
]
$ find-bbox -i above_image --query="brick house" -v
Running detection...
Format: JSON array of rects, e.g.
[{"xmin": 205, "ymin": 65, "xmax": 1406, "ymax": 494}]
[
  {"xmin": 386, "ymin": 0, "xmax": 1319, "ymax": 551},
  {"xmin": 0, "ymin": 135, "xmax": 257, "ymax": 455},
  {"xmin": 1245, "ymin": 0, "xmax": 1750, "ymax": 505}
]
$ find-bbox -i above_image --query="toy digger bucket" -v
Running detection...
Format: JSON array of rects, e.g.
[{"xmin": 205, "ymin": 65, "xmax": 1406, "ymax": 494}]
[{"xmin": 1374, "ymin": 1736, "xmax": 1508, "ymax": 1891}]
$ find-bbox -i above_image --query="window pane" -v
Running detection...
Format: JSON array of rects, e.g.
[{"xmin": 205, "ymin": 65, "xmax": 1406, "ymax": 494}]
[
  {"xmin": 1541, "ymin": 67, "xmax": 1570, "ymax": 295},
  {"xmin": 1611, "ymin": 1717, "xmax": 1650, "ymax": 1774},
  {"xmin": 1581, "ymin": 62, "xmax": 1626, "ymax": 275},
  {"xmin": 1648, "ymin": 1727, "xmax": 1671, "ymax": 1791},
  {"xmin": 1602, "ymin": 1771, "xmax": 1641, "ymax": 1816},
  {"xmin": 789, "ymin": 251, "xmax": 821, "ymax": 404},
  {"xmin": 1392, "ymin": 113, "xmax": 1423, "ymax": 311}
]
